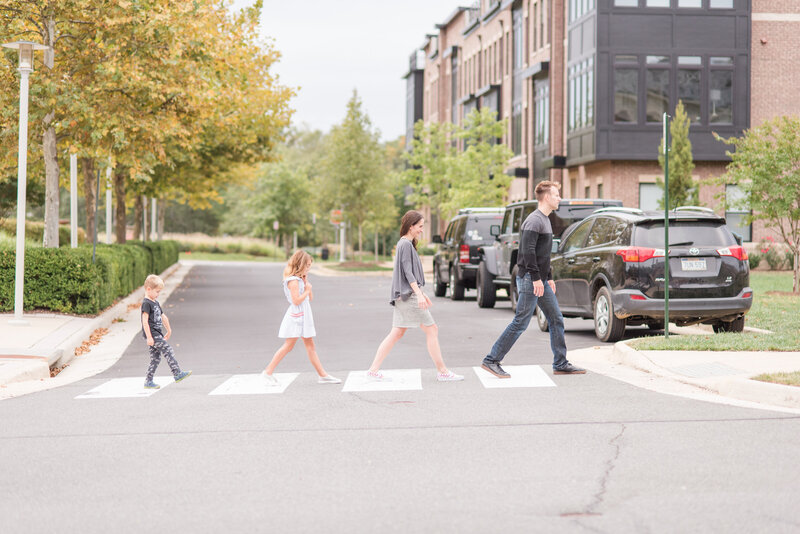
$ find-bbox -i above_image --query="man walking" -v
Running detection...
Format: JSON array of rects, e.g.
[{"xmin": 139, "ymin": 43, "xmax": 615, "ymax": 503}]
[{"xmin": 481, "ymin": 180, "xmax": 586, "ymax": 378}]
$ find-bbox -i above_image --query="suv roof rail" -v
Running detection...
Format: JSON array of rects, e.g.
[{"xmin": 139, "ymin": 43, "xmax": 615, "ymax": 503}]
[
  {"xmin": 673, "ymin": 206, "xmax": 715, "ymax": 214},
  {"xmin": 593, "ymin": 207, "xmax": 644, "ymax": 215},
  {"xmin": 457, "ymin": 207, "xmax": 503, "ymax": 214}
]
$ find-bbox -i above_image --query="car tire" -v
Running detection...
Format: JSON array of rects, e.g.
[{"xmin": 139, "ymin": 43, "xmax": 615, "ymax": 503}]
[
  {"xmin": 536, "ymin": 306, "xmax": 549, "ymax": 332},
  {"xmin": 449, "ymin": 266, "xmax": 465, "ymax": 301},
  {"xmin": 593, "ymin": 286, "xmax": 626, "ymax": 342},
  {"xmin": 476, "ymin": 261, "xmax": 496, "ymax": 308},
  {"xmin": 713, "ymin": 316, "xmax": 745, "ymax": 333},
  {"xmin": 433, "ymin": 263, "xmax": 447, "ymax": 297},
  {"xmin": 509, "ymin": 265, "xmax": 520, "ymax": 312}
]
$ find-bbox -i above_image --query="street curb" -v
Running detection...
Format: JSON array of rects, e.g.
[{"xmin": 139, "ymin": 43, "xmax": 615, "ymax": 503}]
[
  {"xmin": 612, "ymin": 341, "xmax": 800, "ymax": 410},
  {"xmin": 0, "ymin": 357, "xmax": 49, "ymax": 384},
  {"xmin": 52, "ymin": 262, "xmax": 183, "ymax": 368}
]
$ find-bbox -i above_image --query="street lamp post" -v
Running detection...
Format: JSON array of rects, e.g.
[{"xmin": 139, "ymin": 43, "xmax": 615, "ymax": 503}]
[{"xmin": 3, "ymin": 41, "xmax": 49, "ymax": 325}]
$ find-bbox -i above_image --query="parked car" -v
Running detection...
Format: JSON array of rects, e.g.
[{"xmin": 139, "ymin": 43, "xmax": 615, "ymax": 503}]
[
  {"xmin": 476, "ymin": 198, "xmax": 623, "ymax": 309},
  {"xmin": 537, "ymin": 206, "xmax": 752, "ymax": 342},
  {"xmin": 432, "ymin": 208, "xmax": 504, "ymax": 300}
]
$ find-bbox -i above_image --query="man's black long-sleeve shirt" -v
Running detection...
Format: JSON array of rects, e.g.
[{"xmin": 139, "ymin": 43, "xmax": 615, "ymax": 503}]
[{"xmin": 517, "ymin": 209, "xmax": 553, "ymax": 282}]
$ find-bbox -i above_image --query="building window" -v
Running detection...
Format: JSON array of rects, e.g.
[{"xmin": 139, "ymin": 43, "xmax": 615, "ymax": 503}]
[
  {"xmin": 513, "ymin": 11, "xmax": 523, "ymax": 70},
  {"xmin": 614, "ymin": 55, "xmax": 638, "ymax": 123},
  {"xmin": 512, "ymin": 103, "xmax": 523, "ymax": 155},
  {"xmin": 570, "ymin": 0, "xmax": 595, "ymax": 22},
  {"xmin": 584, "ymin": 185, "xmax": 591, "ymax": 198},
  {"xmin": 614, "ymin": 0, "xmax": 638, "ymax": 6},
  {"xmin": 534, "ymin": 80, "xmax": 549, "ymax": 146},
  {"xmin": 678, "ymin": 56, "xmax": 702, "ymax": 123},
  {"xmin": 710, "ymin": 0, "xmax": 734, "ymax": 8},
  {"xmin": 678, "ymin": 0, "xmax": 702, "ymax": 6},
  {"xmin": 646, "ymin": 55, "xmax": 669, "ymax": 123},
  {"xmin": 597, "ymin": 183, "xmax": 603, "ymax": 198},
  {"xmin": 646, "ymin": 0, "xmax": 669, "ymax": 6},
  {"xmin": 710, "ymin": 57, "xmax": 733, "ymax": 124},
  {"xmin": 725, "ymin": 184, "xmax": 751, "ymax": 241},
  {"xmin": 568, "ymin": 58, "xmax": 594, "ymax": 132},
  {"xmin": 639, "ymin": 183, "xmax": 662, "ymax": 211}
]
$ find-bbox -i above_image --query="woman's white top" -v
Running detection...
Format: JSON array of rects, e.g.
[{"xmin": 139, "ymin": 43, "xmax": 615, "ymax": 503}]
[{"xmin": 278, "ymin": 276, "xmax": 316, "ymax": 338}]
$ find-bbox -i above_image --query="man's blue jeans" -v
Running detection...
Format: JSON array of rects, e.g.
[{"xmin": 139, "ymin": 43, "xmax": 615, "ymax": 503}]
[{"xmin": 483, "ymin": 272, "xmax": 568, "ymax": 370}]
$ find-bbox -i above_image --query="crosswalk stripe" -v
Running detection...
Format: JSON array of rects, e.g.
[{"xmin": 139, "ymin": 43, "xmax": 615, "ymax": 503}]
[
  {"xmin": 473, "ymin": 365, "xmax": 556, "ymax": 388},
  {"xmin": 341, "ymin": 369, "xmax": 423, "ymax": 392},
  {"xmin": 75, "ymin": 377, "xmax": 173, "ymax": 399},
  {"xmin": 208, "ymin": 373, "xmax": 299, "ymax": 395}
]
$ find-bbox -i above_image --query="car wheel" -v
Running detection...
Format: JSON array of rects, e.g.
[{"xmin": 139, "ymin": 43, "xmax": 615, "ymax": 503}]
[
  {"xmin": 593, "ymin": 286, "xmax": 626, "ymax": 342},
  {"xmin": 449, "ymin": 266, "xmax": 465, "ymax": 301},
  {"xmin": 536, "ymin": 306, "xmax": 549, "ymax": 332},
  {"xmin": 509, "ymin": 265, "xmax": 520, "ymax": 312},
  {"xmin": 433, "ymin": 263, "xmax": 447, "ymax": 297},
  {"xmin": 713, "ymin": 316, "xmax": 745, "ymax": 333},
  {"xmin": 476, "ymin": 261, "xmax": 496, "ymax": 308}
]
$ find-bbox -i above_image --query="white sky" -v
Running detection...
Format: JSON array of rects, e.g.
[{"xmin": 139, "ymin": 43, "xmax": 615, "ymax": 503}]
[{"xmin": 232, "ymin": 0, "xmax": 460, "ymax": 141}]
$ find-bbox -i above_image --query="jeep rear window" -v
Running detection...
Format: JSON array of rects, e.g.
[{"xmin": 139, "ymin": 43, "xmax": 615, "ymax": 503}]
[
  {"xmin": 465, "ymin": 215, "xmax": 503, "ymax": 243},
  {"xmin": 634, "ymin": 221, "xmax": 736, "ymax": 247}
]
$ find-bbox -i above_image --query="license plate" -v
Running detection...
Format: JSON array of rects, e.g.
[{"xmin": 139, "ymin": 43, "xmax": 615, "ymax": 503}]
[{"xmin": 681, "ymin": 258, "xmax": 707, "ymax": 271}]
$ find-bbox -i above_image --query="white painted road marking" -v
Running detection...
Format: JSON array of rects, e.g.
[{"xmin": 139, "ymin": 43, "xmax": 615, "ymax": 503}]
[
  {"xmin": 341, "ymin": 369, "xmax": 423, "ymax": 392},
  {"xmin": 208, "ymin": 373, "xmax": 299, "ymax": 395},
  {"xmin": 75, "ymin": 376, "xmax": 173, "ymax": 399},
  {"xmin": 473, "ymin": 365, "xmax": 556, "ymax": 388}
]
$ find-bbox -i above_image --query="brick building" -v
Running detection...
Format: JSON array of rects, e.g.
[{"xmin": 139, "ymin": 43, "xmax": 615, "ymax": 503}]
[{"xmin": 405, "ymin": 0, "xmax": 800, "ymax": 242}]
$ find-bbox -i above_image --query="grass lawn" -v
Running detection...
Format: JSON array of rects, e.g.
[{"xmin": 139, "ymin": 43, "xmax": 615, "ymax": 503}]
[
  {"xmin": 752, "ymin": 371, "xmax": 800, "ymax": 387},
  {"xmin": 324, "ymin": 262, "xmax": 393, "ymax": 272},
  {"xmin": 179, "ymin": 252, "xmax": 280, "ymax": 262},
  {"xmin": 629, "ymin": 271, "xmax": 800, "ymax": 352}
]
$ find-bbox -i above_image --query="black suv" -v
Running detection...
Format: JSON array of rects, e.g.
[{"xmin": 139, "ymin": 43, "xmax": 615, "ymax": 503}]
[
  {"xmin": 432, "ymin": 208, "xmax": 504, "ymax": 300},
  {"xmin": 476, "ymin": 198, "xmax": 623, "ymax": 309},
  {"xmin": 540, "ymin": 206, "xmax": 752, "ymax": 342}
]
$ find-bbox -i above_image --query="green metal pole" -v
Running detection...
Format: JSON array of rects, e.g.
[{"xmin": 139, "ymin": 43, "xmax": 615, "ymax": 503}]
[{"xmin": 663, "ymin": 112, "xmax": 670, "ymax": 339}]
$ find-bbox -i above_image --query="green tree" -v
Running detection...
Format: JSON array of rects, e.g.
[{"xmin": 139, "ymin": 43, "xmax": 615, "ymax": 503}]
[
  {"xmin": 657, "ymin": 100, "xmax": 698, "ymax": 209},
  {"xmin": 442, "ymin": 107, "xmax": 513, "ymax": 216},
  {"xmin": 714, "ymin": 116, "xmax": 800, "ymax": 293},
  {"xmin": 321, "ymin": 90, "xmax": 389, "ymax": 256}
]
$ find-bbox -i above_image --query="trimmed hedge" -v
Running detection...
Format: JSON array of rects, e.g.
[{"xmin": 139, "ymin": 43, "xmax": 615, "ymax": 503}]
[
  {"xmin": 0, "ymin": 240, "xmax": 179, "ymax": 314},
  {"xmin": 0, "ymin": 218, "xmax": 87, "ymax": 245}
]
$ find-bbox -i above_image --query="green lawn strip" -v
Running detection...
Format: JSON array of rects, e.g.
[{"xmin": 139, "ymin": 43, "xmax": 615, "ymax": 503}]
[
  {"xmin": 325, "ymin": 263, "xmax": 393, "ymax": 272},
  {"xmin": 179, "ymin": 252, "xmax": 279, "ymax": 262},
  {"xmin": 752, "ymin": 371, "xmax": 800, "ymax": 387},
  {"xmin": 629, "ymin": 271, "xmax": 800, "ymax": 351}
]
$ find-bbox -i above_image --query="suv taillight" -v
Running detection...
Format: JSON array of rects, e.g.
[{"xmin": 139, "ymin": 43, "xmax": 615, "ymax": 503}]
[
  {"xmin": 459, "ymin": 244, "xmax": 470, "ymax": 263},
  {"xmin": 717, "ymin": 245, "xmax": 748, "ymax": 261},
  {"xmin": 616, "ymin": 247, "xmax": 665, "ymax": 263}
]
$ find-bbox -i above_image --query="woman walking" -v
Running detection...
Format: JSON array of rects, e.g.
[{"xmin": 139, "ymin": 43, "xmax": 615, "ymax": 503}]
[{"xmin": 366, "ymin": 210, "xmax": 463, "ymax": 382}]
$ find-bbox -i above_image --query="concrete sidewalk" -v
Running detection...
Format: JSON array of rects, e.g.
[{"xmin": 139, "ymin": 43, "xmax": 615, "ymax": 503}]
[{"xmin": 0, "ymin": 262, "xmax": 189, "ymax": 399}]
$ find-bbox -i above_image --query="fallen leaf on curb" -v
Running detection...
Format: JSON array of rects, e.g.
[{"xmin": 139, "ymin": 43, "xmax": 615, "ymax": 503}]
[
  {"xmin": 73, "ymin": 327, "xmax": 110, "ymax": 357},
  {"xmin": 127, "ymin": 302, "xmax": 141, "ymax": 312},
  {"xmin": 112, "ymin": 317, "xmax": 126, "ymax": 323}
]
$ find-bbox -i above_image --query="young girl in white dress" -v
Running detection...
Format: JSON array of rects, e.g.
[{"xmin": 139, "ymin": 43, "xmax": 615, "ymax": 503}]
[{"xmin": 262, "ymin": 250, "xmax": 341, "ymax": 385}]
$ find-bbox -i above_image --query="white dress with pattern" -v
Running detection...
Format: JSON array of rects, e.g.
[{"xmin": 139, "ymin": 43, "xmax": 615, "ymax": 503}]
[{"xmin": 278, "ymin": 276, "xmax": 316, "ymax": 338}]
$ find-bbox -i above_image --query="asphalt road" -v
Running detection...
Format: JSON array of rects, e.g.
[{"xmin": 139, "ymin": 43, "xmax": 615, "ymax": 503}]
[{"xmin": 2, "ymin": 263, "xmax": 799, "ymax": 533}]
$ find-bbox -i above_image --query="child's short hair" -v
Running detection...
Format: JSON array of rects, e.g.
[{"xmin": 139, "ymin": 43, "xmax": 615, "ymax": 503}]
[
  {"xmin": 144, "ymin": 274, "xmax": 165, "ymax": 290},
  {"xmin": 285, "ymin": 250, "xmax": 313, "ymax": 277}
]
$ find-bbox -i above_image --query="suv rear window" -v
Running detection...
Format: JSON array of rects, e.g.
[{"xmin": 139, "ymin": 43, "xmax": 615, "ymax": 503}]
[
  {"xmin": 465, "ymin": 215, "xmax": 503, "ymax": 243},
  {"xmin": 634, "ymin": 221, "xmax": 736, "ymax": 248}
]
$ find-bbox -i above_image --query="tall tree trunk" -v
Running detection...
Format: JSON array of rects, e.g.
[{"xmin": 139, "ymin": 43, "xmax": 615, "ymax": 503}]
[
  {"xmin": 133, "ymin": 195, "xmax": 143, "ymax": 241},
  {"xmin": 42, "ymin": 18, "xmax": 59, "ymax": 248},
  {"xmin": 157, "ymin": 198, "xmax": 166, "ymax": 240},
  {"xmin": 358, "ymin": 224, "xmax": 363, "ymax": 259},
  {"xmin": 114, "ymin": 167, "xmax": 127, "ymax": 244},
  {"xmin": 374, "ymin": 231, "xmax": 378, "ymax": 263},
  {"xmin": 81, "ymin": 158, "xmax": 96, "ymax": 241}
]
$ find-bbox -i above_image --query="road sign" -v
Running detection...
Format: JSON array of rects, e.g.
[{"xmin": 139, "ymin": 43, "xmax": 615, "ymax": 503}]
[{"xmin": 330, "ymin": 209, "xmax": 343, "ymax": 225}]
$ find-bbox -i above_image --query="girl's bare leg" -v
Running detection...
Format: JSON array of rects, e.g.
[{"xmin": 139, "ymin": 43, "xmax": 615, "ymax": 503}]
[
  {"xmin": 368, "ymin": 327, "xmax": 406, "ymax": 372},
  {"xmin": 302, "ymin": 338, "xmax": 327, "ymax": 376},
  {"xmin": 265, "ymin": 338, "xmax": 298, "ymax": 374},
  {"xmin": 420, "ymin": 323, "xmax": 447, "ymax": 373}
]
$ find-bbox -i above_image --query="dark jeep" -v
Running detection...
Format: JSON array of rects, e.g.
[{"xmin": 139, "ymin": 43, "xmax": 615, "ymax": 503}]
[
  {"xmin": 476, "ymin": 198, "xmax": 623, "ymax": 309},
  {"xmin": 432, "ymin": 208, "xmax": 504, "ymax": 300}
]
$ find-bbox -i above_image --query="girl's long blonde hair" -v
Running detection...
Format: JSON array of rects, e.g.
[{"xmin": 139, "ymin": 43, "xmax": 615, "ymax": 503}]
[{"xmin": 284, "ymin": 249, "xmax": 313, "ymax": 278}]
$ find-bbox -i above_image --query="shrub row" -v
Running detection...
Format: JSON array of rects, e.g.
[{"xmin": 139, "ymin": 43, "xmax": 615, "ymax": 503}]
[
  {"xmin": 0, "ymin": 218, "xmax": 87, "ymax": 245},
  {"xmin": 177, "ymin": 239, "xmax": 281, "ymax": 257},
  {"xmin": 0, "ymin": 240, "xmax": 179, "ymax": 314}
]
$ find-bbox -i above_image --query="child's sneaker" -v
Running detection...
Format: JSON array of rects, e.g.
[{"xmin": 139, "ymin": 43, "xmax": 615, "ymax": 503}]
[
  {"xmin": 437, "ymin": 370, "xmax": 464, "ymax": 382},
  {"xmin": 366, "ymin": 370, "xmax": 391, "ymax": 382},
  {"xmin": 262, "ymin": 370, "xmax": 280, "ymax": 386},
  {"xmin": 318, "ymin": 374, "xmax": 341, "ymax": 384},
  {"xmin": 144, "ymin": 380, "xmax": 160, "ymax": 389},
  {"xmin": 174, "ymin": 370, "xmax": 192, "ymax": 382}
]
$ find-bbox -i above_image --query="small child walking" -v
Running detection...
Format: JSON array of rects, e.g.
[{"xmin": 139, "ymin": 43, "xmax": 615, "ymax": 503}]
[
  {"xmin": 262, "ymin": 250, "xmax": 341, "ymax": 386},
  {"xmin": 141, "ymin": 274, "xmax": 191, "ymax": 389}
]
